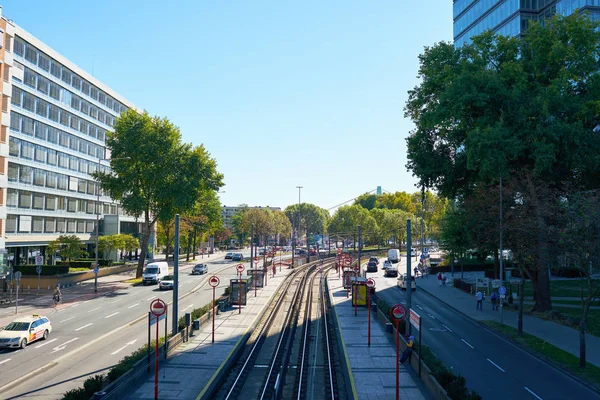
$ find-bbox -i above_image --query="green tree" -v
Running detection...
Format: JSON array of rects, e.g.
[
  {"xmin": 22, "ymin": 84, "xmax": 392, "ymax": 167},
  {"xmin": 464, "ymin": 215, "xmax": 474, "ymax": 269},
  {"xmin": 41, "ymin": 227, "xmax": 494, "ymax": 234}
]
[
  {"xmin": 376, "ymin": 191, "xmax": 415, "ymax": 213},
  {"xmin": 231, "ymin": 205, "xmax": 249, "ymax": 245},
  {"xmin": 182, "ymin": 189, "xmax": 222, "ymax": 261},
  {"xmin": 404, "ymin": 15, "xmax": 600, "ymax": 311},
  {"xmin": 48, "ymin": 235, "xmax": 87, "ymax": 265},
  {"xmin": 284, "ymin": 203, "xmax": 330, "ymax": 236},
  {"xmin": 327, "ymin": 205, "xmax": 378, "ymax": 244},
  {"xmin": 354, "ymin": 193, "xmax": 378, "ymax": 210},
  {"xmin": 95, "ymin": 111, "xmax": 223, "ymax": 277},
  {"xmin": 271, "ymin": 210, "xmax": 292, "ymax": 245}
]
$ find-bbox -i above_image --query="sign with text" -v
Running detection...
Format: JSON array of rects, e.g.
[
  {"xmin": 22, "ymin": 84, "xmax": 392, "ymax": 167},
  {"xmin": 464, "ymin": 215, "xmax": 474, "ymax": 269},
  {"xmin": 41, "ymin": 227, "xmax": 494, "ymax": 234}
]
[
  {"xmin": 476, "ymin": 277, "xmax": 490, "ymax": 287},
  {"xmin": 410, "ymin": 309, "xmax": 421, "ymax": 330}
]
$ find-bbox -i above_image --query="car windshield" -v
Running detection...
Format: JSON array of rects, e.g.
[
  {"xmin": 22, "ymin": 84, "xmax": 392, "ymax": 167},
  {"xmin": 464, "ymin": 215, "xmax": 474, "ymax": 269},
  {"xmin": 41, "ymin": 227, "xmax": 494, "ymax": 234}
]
[
  {"xmin": 163, "ymin": 275, "xmax": 174, "ymax": 280},
  {"xmin": 194, "ymin": 265, "xmax": 204, "ymax": 269},
  {"xmin": 4, "ymin": 322, "xmax": 30, "ymax": 331},
  {"xmin": 144, "ymin": 267, "xmax": 158, "ymax": 274}
]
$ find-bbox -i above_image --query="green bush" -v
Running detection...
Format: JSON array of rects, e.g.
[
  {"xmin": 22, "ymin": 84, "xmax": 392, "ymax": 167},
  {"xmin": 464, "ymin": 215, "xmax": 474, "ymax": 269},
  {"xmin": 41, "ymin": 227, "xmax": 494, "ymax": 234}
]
[
  {"xmin": 107, "ymin": 338, "xmax": 165, "ymax": 383},
  {"xmin": 15, "ymin": 265, "xmax": 69, "ymax": 276},
  {"xmin": 61, "ymin": 374, "xmax": 105, "ymax": 400},
  {"xmin": 61, "ymin": 388, "xmax": 87, "ymax": 400},
  {"xmin": 178, "ymin": 302, "xmax": 213, "ymax": 330},
  {"xmin": 74, "ymin": 259, "xmax": 113, "ymax": 267}
]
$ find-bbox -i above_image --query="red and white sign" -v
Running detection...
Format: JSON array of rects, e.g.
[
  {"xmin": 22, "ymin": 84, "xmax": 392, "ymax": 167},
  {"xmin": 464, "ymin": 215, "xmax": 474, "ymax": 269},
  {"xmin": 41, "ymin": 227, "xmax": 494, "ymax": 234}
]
[
  {"xmin": 366, "ymin": 278, "xmax": 376, "ymax": 289},
  {"xmin": 237, "ymin": 264, "xmax": 245, "ymax": 273},
  {"xmin": 337, "ymin": 249, "xmax": 342, "ymax": 254},
  {"xmin": 353, "ymin": 265, "xmax": 360, "ymax": 272},
  {"xmin": 208, "ymin": 275, "xmax": 220, "ymax": 288},
  {"xmin": 150, "ymin": 298, "xmax": 167, "ymax": 317},
  {"xmin": 410, "ymin": 308, "xmax": 421, "ymax": 329},
  {"xmin": 253, "ymin": 257, "xmax": 259, "ymax": 264},
  {"xmin": 390, "ymin": 304, "xmax": 407, "ymax": 322}
]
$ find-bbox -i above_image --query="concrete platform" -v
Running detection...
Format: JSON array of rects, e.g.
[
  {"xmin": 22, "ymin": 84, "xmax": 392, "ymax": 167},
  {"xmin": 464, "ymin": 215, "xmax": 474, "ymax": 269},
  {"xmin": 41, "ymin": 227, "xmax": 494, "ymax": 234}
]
[
  {"xmin": 124, "ymin": 266, "xmax": 294, "ymax": 400},
  {"xmin": 327, "ymin": 273, "xmax": 431, "ymax": 400}
]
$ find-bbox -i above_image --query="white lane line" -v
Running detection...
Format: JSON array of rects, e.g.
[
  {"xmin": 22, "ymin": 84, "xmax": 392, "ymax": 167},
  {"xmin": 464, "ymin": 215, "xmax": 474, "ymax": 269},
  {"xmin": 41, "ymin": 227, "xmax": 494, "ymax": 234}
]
[
  {"xmin": 88, "ymin": 307, "xmax": 101, "ymax": 313},
  {"xmin": 146, "ymin": 296, "xmax": 155, "ymax": 301},
  {"xmin": 59, "ymin": 317, "xmax": 75, "ymax": 323},
  {"xmin": 0, "ymin": 359, "xmax": 11, "ymax": 365},
  {"xmin": 34, "ymin": 338, "xmax": 58, "ymax": 349},
  {"xmin": 524, "ymin": 387, "xmax": 543, "ymax": 400},
  {"xmin": 104, "ymin": 312, "xmax": 120, "ymax": 319},
  {"xmin": 128, "ymin": 303, "xmax": 140, "ymax": 309},
  {"xmin": 50, "ymin": 337, "xmax": 79, "ymax": 353},
  {"xmin": 110, "ymin": 339, "xmax": 138, "ymax": 355},
  {"xmin": 182, "ymin": 304, "xmax": 194, "ymax": 312},
  {"xmin": 416, "ymin": 305, "xmax": 423, "ymax": 310},
  {"xmin": 461, "ymin": 339, "xmax": 475, "ymax": 349},
  {"xmin": 428, "ymin": 313, "xmax": 436, "ymax": 320},
  {"xmin": 487, "ymin": 358, "xmax": 505, "ymax": 372},
  {"xmin": 83, "ymin": 300, "xmax": 90, "ymax": 304},
  {"xmin": 442, "ymin": 324, "xmax": 453, "ymax": 332},
  {"xmin": 75, "ymin": 323, "xmax": 93, "ymax": 331},
  {"xmin": 70, "ymin": 303, "xmax": 80, "ymax": 308},
  {"xmin": 110, "ymin": 299, "xmax": 121, "ymax": 304}
]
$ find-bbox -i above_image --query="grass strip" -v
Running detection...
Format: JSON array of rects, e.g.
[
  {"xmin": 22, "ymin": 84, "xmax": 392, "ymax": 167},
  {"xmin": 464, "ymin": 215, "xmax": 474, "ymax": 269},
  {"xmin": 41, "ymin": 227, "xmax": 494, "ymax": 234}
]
[{"xmin": 482, "ymin": 320, "xmax": 600, "ymax": 390}]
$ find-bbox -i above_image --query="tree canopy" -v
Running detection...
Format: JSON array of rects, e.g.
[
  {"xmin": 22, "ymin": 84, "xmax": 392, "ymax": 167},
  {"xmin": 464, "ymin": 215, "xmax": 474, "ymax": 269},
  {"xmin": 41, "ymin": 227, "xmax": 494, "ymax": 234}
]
[{"xmin": 283, "ymin": 203, "xmax": 330, "ymax": 234}]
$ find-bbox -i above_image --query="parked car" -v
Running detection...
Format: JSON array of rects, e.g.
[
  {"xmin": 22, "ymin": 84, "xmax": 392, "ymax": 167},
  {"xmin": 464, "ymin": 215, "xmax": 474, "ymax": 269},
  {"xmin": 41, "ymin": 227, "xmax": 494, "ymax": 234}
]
[
  {"xmin": 232, "ymin": 253, "xmax": 243, "ymax": 261},
  {"xmin": 159, "ymin": 275, "xmax": 174, "ymax": 290},
  {"xmin": 225, "ymin": 252, "xmax": 234, "ymax": 259},
  {"xmin": 191, "ymin": 264, "xmax": 208, "ymax": 275}
]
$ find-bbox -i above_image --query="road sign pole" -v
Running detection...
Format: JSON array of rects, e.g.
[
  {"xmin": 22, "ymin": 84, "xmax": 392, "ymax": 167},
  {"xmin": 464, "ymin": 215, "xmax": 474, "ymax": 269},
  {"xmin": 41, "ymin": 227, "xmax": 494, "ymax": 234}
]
[
  {"xmin": 37, "ymin": 271, "xmax": 40, "ymax": 294},
  {"xmin": 212, "ymin": 285, "xmax": 216, "ymax": 343},
  {"xmin": 367, "ymin": 287, "xmax": 371, "ymax": 346},
  {"xmin": 419, "ymin": 317, "xmax": 422, "ymax": 378},
  {"xmin": 147, "ymin": 312, "xmax": 151, "ymax": 372},
  {"xmin": 164, "ymin": 307, "xmax": 168, "ymax": 359},
  {"xmin": 155, "ymin": 314, "xmax": 159, "ymax": 400},
  {"xmin": 172, "ymin": 214, "xmax": 180, "ymax": 337},
  {"xmin": 239, "ymin": 271, "xmax": 242, "ymax": 314},
  {"xmin": 406, "ymin": 219, "xmax": 412, "ymax": 335},
  {"xmin": 15, "ymin": 279, "xmax": 18, "ymax": 314},
  {"xmin": 395, "ymin": 319, "xmax": 400, "ymax": 400}
]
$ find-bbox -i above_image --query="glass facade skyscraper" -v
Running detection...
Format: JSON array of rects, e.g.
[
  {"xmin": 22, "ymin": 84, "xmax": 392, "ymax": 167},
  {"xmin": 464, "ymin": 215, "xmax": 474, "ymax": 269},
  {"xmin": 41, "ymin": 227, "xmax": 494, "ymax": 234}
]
[{"xmin": 454, "ymin": 0, "xmax": 600, "ymax": 46}]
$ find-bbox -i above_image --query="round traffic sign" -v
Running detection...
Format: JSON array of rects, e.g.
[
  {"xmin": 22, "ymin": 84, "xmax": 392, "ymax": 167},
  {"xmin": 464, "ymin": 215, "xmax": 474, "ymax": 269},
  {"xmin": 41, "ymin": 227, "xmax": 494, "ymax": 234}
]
[
  {"xmin": 208, "ymin": 275, "xmax": 220, "ymax": 288},
  {"xmin": 498, "ymin": 286, "xmax": 507, "ymax": 296},
  {"xmin": 366, "ymin": 278, "xmax": 376, "ymax": 289},
  {"xmin": 150, "ymin": 298, "xmax": 167, "ymax": 317},
  {"xmin": 337, "ymin": 249, "xmax": 342, "ymax": 254},
  {"xmin": 353, "ymin": 265, "xmax": 359, "ymax": 272},
  {"xmin": 35, "ymin": 255, "xmax": 43, "ymax": 265},
  {"xmin": 237, "ymin": 264, "xmax": 245, "ymax": 273},
  {"xmin": 390, "ymin": 304, "xmax": 407, "ymax": 322}
]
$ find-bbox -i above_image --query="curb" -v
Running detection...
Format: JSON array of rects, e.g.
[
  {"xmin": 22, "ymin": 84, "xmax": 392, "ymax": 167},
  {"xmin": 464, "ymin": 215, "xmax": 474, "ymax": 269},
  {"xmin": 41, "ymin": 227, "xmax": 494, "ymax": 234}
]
[{"xmin": 418, "ymin": 286, "xmax": 600, "ymax": 395}]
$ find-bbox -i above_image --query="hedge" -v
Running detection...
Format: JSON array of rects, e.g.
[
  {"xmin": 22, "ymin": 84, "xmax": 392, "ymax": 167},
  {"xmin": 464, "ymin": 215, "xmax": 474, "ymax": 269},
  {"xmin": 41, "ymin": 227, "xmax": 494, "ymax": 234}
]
[{"xmin": 14, "ymin": 265, "xmax": 69, "ymax": 276}]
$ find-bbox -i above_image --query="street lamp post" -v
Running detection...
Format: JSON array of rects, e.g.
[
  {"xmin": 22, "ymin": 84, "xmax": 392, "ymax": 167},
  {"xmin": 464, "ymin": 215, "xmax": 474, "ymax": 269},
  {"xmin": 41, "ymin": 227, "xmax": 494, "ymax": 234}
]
[{"xmin": 296, "ymin": 186, "xmax": 302, "ymax": 265}]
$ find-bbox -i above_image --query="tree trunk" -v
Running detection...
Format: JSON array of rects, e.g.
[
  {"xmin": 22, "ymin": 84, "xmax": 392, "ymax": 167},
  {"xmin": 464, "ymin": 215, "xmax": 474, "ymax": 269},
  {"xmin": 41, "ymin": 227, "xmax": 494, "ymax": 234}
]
[
  {"xmin": 518, "ymin": 278, "xmax": 525, "ymax": 336},
  {"xmin": 532, "ymin": 267, "xmax": 552, "ymax": 312},
  {"xmin": 186, "ymin": 232, "xmax": 191, "ymax": 262},
  {"xmin": 136, "ymin": 212, "xmax": 153, "ymax": 278},
  {"xmin": 494, "ymin": 248, "xmax": 500, "ymax": 280},
  {"xmin": 192, "ymin": 228, "xmax": 197, "ymax": 261},
  {"xmin": 580, "ymin": 301, "xmax": 590, "ymax": 368}
]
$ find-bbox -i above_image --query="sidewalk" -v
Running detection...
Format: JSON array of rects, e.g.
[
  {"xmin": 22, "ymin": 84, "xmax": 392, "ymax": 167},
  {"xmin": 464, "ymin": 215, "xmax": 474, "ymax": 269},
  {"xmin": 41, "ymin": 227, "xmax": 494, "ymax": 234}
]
[
  {"xmin": 416, "ymin": 275, "xmax": 600, "ymax": 368},
  {"xmin": 327, "ymin": 274, "xmax": 429, "ymax": 400},
  {"xmin": 123, "ymin": 267, "xmax": 294, "ymax": 400}
]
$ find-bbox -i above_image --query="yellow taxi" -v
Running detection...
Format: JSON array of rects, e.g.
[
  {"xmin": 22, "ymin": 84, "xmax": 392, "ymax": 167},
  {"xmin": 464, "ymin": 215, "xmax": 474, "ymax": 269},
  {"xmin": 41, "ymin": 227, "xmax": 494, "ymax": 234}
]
[{"xmin": 0, "ymin": 314, "xmax": 52, "ymax": 349}]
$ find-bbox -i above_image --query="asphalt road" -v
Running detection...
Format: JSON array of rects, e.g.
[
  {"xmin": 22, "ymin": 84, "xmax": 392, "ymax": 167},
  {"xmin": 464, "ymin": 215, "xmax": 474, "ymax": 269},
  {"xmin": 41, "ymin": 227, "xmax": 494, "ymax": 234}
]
[
  {"xmin": 367, "ymin": 254, "xmax": 600, "ymax": 400},
  {"xmin": 0, "ymin": 250, "xmax": 286, "ymax": 399}
]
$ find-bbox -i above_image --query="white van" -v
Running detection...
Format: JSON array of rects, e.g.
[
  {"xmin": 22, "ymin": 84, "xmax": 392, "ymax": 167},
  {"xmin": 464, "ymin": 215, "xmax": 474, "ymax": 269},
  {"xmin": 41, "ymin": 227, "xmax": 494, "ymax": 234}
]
[
  {"xmin": 397, "ymin": 274, "xmax": 416, "ymax": 291},
  {"xmin": 388, "ymin": 249, "xmax": 400, "ymax": 264},
  {"xmin": 142, "ymin": 262, "xmax": 169, "ymax": 285}
]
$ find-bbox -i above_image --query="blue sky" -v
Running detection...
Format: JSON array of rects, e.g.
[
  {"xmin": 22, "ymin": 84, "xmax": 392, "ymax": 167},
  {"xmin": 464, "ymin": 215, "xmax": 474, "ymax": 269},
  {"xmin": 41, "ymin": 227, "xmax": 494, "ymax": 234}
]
[{"xmin": 2, "ymin": 1, "xmax": 453, "ymax": 213}]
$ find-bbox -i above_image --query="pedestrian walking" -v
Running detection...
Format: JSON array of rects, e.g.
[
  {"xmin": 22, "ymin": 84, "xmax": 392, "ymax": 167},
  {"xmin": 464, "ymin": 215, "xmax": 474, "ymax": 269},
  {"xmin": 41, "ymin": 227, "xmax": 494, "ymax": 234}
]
[
  {"xmin": 414, "ymin": 267, "xmax": 419, "ymax": 278},
  {"xmin": 476, "ymin": 289, "xmax": 484, "ymax": 310},
  {"xmin": 442, "ymin": 273, "xmax": 447, "ymax": 287},
  {"xmin": 400, "ymin": 335, "xmax": 414, "ymax": 364},
  {"xmin": 491, "ymin": 290, "xmax": 499, "ymax": 311},
  {"xmin": 437, "ymin": 272, "xmax": 442, "ymax": 286}
]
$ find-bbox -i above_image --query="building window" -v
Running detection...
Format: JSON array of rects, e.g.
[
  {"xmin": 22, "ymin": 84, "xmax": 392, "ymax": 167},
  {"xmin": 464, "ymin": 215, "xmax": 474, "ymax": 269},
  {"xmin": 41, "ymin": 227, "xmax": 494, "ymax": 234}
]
[
  {"xmin": 19, "ymin": 191, "xmax": 32, "ymax": 208},
  {"xmin": 47, "ymin": 149, "xmax": 57, "ymax": 166},
  {"xmin": 22, "ymin": 116, "xmax": 34, "ymax": 135},
  {"xmin": 36, "ymin": 99, "xmax": 49, "ymax": 118},
  {"xmin": 56, "ymin": 196, "xmax": 66, "ymax": 211},
  {"xmin": 86, "ymin": 220, "xmax": 95, "ymax": 233},
  {"xmin": 35, "ymin": 122, "xmax": 48, "ymax": 140},
  {"xmin": 11, "ymin": 86, "xmax": 22, "ymax": 106},
  {"xmin": 58, "ymin": 152, "xmax": 69, "ymax": 169},
  {"xmin": 7, "ymin": 189, "xmax": 17, "ymax": 207},
  {"xmin": 10, "ymin": 112, "xmax": 21, "ymax": 132},
  {"xmin": 8, "ymin": 163, "xmax": 18, "ymax": 181},
  {"xmin": 71, "ymin": 95, "xmax": 80, "ymax": 111},
  {"xmin": 24, "ymin": 69, "xmax": 36, "ymax": 88},
  {"xmin": 9, "ymin": 137, "xmax": 20, "ymax": 157},
  {"xmin": 80, "ymin": 100, "xmax": 89, "ymax": 115},
  {"xmin": 4, "ymin": 34, "xmax": 11, "ymax": 52},
  {"xmin": 21, "ymin": 141, "xmax": 33, "ymax": 159},
  {"xmin": 69, "ymin": 155, "xmax": 78, "ymax": 171},
  {"xmin": 35, "ymin": 145, "xmax": 47, "ymax": 163},
  {"xmin": 86, "ymin": 201, "xmax": 94, "ymax": 214},
  {"xmin": 79, "ymin": 160, "xmax": 88, "ymax": 174},
  {"xmin": 61, "ymin": 68, "xmax": 73, "ymax": 85},
  {"xmin": 72, "ymin": 75, "xmax": 81, "ymax": 91},
  {"xmin": 24, "ymin": 45, "xmax": 38, "ymax": 64},
  {"xmin": 45, "ymin": 218, "xmax": 56, "ymax": 233},
  {"xmin": 56, "ymin": 218, "xmax": 65, "ymax": 233},
  {"xmin": 14, "ymin": 36, "xmax": 24, "ymax": 56},
  {"xmin": 77, "ymin": 219, "xmax": 85, "ymax": 233},
  {"xmin": 49, "ymin": 104, "xmax": 59, "ymax": 122},
  {"xmin": 81, "ymin": 80, "xmax": 90, "ymax": 96},
  {"xmin": 48, "ymin": 127, "xmax": 58, "ymax": 144},
  {"xmin": 37, "ymin": 75, "xmax": 49, "ymax": 94},
  {"xmin": 98, "ymin": 91, "xmax": 106, "ymax": 105},
  {"xmin": 19, "ymin": 165, "xmax": 32, "ymax": 184},
  {"xmin": 66, "ymin": 219, "xmax": 76, "ymax": 233},
  {"xmin": 59, "ymin": 109, "xmax": 69, "ymax": 126},
  {"xmin": 78, "ymin": 179, "xmax": 87, "ymax": 193},
  {"xmin": 46, "ymin": 195, "xmax": 56, "ymax": 210},
  {"xmin": 19, "ymin": 215, "xmax": 32, "ymax": 233},
  {"xmin": 58, "ymin": 132, "xmax": 70, "ymax": 148},
  {"xmin": 49, "ymin": 82, "xmax": 60, "ymax": 101},
  {"xmin": 57, "ymin": 174, "xmax": 68, "ymax": 190},
  {"xmin": 50, "ymin": 60, "xmax": 61, "ymax": 79},
  {"xmin": 90, "ymin": 86, "xmax": 99, "ymax": 101},
  {"xmin": 46, "ymin": 171, "xmax": 57, "ymax": 188},
  {"xmin": 87, "ymin": 181, "xmax": 95, "ymax": 195},
  {"xmin": 38, "ymin": 53, "xmax": 50, "ymax": 71},
  {"xmin": 32, "ymin": 216, "xmax": 44, "ymax": 233},
  {"xmin": 33, "ymin": 193, "xmax": 44, "ymax": 209},
  {"xmin": 6, "ymin": 215, "xmax": 17, "ymax": 233},
  {"xmin": 67, "ymin": 198, "xmax": 77, "ymax": 213},
  {"xmin": 33, "ymin": 169, "xmax": 45, "ymax": 186},
  {"xmin": 22, "ymin": 92, "xmax": 35, "ymax": 112},
  {"xmin": 69, "ymin": 176, "xmax": 78, "ymax": 191}
]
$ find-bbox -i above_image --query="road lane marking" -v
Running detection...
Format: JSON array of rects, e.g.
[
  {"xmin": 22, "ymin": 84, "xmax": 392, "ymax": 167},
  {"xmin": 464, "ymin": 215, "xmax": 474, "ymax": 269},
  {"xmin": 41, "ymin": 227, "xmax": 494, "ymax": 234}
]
[
  {"xmin": 88, "ymin": 307, "xmax": 101, "ymax": 313},
  {"xmin": 0, "ymin": 359, "xmax": 10, "ymax": 365},
  {"xmin": 104, "ymin": 312, "xmax": 120, "ymax": 319},
  {"xmin": 146, "ymin": 296, "xmax": 155, "ymax": 301},
  {"xmin": 487, "ymin": 358, "xmax": 505, "ymax": 372},
  {"xmin": 128, "ymin": 303, "xmax": 140, "ymax": 309},
  {"xmin": 442, "ymin": 325, "xmax": 453, "ymax": 332},
  {"xmin": 416, "ymin": 305, "xmax": 423, "ymax": 310},
  {"xmin": 110, "ymin": 299, "xmax": 121, "ymax": 304},
  {"xmin": 461, "ymin": 339, "xmax": 474, "ymax": 349},
  {"xmin": 59, "ymin": 317, "xmax": 75, "ymax": 323},
  {"xmin": 110, "ymin": 339, "xmax": 138, "ymax": 355},
  {"xmin": 524, "ymin": 387, "xmax": 543, "ymax": 400},
  {"xmin": 75, "ymin": 323, "xmax": 93, "ymax": 331},
  {"xmin": 182, "ymin": 304, "xmax": 194, "ymax": 312},
  {"xmin": 427, "ymin": 313, "xmax": 436, "ymax": 320},
  {"xmin": 70, "ymin": 303, "xmax": 80, "ymax": 308},
  {"xmin": 83, "ymin": 300, "xmax": 90, "ymax": 304},
  {"xmin": 34, "ymin": 338, "xmax": 58, "ymax": 349},
  {"xmin": 50, "ymin": 337, "xmax": 79, "ymax": 353}
]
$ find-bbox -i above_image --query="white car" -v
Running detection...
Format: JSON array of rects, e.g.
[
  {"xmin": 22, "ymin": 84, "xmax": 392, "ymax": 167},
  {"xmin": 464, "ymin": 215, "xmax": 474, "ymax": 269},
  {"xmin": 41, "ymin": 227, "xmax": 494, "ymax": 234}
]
[
  {"xmin": 159, "ymin": 275, "xmax": 174, "ymax": 290},
  {"xmin": 383, "ymin": 260, "xmax": 392, "ymax": 270},
  {"xmin": 0, "ymin": 315, "xmax": 52, "ymax": 349}
]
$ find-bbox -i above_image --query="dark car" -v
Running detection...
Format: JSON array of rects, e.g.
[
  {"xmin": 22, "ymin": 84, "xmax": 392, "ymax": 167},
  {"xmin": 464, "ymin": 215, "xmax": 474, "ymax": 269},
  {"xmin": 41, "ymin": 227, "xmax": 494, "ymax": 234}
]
[
  {"xmin": 366, "ymin": 260, "xmax": 378, "ymax": 272},
  {"xmin": 369, "ymin": 257, "xmax": 379, "ymax": 265},
  {"xmin": 225, "ymin": 252, "xmax": 233, "ymax": 259},
  {"xmin": 232, "ymin": 253, "xmax": 243, "ymax": 261},
  {"xmin": 191, "ymin": 264, "xmax": 207, "ymax": 275}
]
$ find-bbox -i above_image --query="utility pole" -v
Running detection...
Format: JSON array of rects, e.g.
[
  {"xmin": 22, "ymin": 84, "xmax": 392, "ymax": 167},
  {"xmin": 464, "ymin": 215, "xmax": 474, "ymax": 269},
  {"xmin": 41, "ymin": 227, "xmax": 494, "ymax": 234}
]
[
  {"xmin": 421, "ymin": 184, "xmax": 425, "ymax": 253},
  {"xmin": 172, "ymin": 214, "xmax": 180, "ymax": 336},
  {"xmin": 297, "ymin": 186, "xmax": 302, "ymax": 264},
  {"xmin": 499, "ymin": 175, "xmax": 504, "ymax": 325},
  {"xmin": 251, "ymin": 223, "xmax": 254, "ymax": 271},
  {"xmin": 358, "ymin": 225, "xmax": 362, "ymax": 272},
  {"xmin": 406, "ymin": 219, "xmax": 412, "ymax": 335}
]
